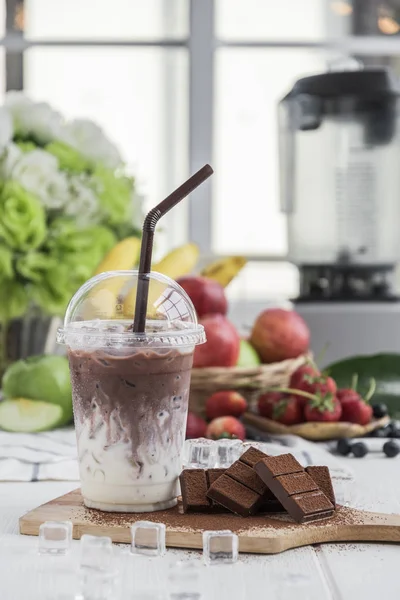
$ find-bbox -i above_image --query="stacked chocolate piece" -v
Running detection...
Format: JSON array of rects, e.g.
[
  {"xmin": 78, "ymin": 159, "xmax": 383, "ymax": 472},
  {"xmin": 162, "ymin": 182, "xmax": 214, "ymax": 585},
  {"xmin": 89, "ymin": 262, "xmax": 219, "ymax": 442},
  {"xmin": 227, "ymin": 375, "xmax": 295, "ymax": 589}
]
[{"xmin": 179, "ymin": 447, "xmax": 336, "ymax": 524}]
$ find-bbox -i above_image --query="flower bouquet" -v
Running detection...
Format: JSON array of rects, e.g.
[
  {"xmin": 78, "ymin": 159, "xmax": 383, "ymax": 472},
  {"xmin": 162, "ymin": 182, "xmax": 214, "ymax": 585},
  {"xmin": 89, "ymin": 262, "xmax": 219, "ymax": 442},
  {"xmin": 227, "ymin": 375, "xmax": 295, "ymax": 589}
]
[{"xmin": 0, "ymin": 92, "xmax": 142, "ymax": 371}]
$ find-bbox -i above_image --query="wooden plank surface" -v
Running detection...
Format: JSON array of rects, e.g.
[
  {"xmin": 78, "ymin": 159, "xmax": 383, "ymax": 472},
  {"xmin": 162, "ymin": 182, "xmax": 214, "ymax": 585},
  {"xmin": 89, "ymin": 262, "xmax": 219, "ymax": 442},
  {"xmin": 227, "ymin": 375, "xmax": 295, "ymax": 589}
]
[
  {"xmin": 0, "ymin": 455, "xmax": 399, "ymax": 600},
  {"xmin": 19, "ymin": 487, "xmax": 400, "ymax": 555}
]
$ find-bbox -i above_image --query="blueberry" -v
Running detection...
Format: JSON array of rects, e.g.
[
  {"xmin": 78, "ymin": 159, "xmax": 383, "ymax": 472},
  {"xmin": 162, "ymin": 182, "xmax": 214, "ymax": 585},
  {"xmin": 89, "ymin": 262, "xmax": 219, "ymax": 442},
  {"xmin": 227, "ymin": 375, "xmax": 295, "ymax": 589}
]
[
  {"xmin": 383, "ymin": 440, "xmax": 400, "ymax": 458},
  {"xmin": 375, "ymin": 424, "xmax": 393, "ymax": 438},
  {"xmin": 351, "ymin": 442, "xmax": 368, "ymax": 458},
  {"xmin": 372, "ymin": 403, "xmax": 389, "ymax": 419},
  {"xmin": 369, "ymin": 428, "xmax": 387, "ymax": 438},
  {"xmin": 336, "ymin": 438, "xmax": 352, "ymax": 456}
]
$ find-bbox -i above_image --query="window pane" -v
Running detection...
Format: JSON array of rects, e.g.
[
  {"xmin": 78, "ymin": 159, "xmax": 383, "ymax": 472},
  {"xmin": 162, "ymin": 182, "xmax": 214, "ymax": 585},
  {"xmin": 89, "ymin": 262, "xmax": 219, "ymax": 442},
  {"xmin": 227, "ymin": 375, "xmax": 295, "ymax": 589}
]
[
  {"xmin": 213, "ymin": 48, "xmax": 326, "ymax": 256},
  {"xmin": 24, "ymin": 48, "xmax": 188, "ymax": 252},
  {"xmin": 0, "ymin": 49, "xmax": 5, "ymax": 100},
  {"xmin": 216, "ymin": 0, "xmax": 351, "ymax": 40},
  {"xmin": 226, "ymin": 262, "xmax": 299, "ymax": 303},
  {"xmin": 24, "ymin": 0, "xmax": 188, "ymax": 40}
]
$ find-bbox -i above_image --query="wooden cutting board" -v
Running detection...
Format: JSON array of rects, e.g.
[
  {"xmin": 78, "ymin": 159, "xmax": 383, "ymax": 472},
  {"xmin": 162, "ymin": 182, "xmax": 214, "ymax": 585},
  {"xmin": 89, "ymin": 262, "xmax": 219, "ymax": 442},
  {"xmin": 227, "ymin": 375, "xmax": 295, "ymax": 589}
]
[{"xmin": 19, "ymin": 489, "xmax": 400, "ymax": 554}]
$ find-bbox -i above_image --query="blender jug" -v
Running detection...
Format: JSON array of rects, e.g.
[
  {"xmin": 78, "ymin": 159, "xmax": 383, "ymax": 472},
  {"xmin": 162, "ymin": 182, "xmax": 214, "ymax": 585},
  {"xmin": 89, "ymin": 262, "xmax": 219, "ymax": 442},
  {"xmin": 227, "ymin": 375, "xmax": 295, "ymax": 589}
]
[{"xmin": 279, "ymin": 67, "xmax": 400, "ymax": 267}]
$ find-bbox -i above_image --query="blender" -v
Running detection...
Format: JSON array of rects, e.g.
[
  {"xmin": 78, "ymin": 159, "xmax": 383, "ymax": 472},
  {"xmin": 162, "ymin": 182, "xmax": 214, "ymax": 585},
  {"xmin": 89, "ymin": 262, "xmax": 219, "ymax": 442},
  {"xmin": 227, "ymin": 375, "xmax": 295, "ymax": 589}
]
[{"xmin": 279, "ymin": 64, "xmax": 400, "ymax": 365}]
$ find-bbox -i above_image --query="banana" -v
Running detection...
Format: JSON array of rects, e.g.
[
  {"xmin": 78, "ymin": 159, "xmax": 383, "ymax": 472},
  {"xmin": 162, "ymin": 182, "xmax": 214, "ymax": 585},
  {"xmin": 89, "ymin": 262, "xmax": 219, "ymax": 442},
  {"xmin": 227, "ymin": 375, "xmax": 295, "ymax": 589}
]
[
  {"xmin": 201, "ymin": 256, "xmax": 247, "ymax": 287},
  {"xmin": 152, "ymin": 242, "xmax": 199, "ymax": 279},
  {"xmin": 94, "ymin": 236, "xmax": 141, "ymax": 274},
  {"xmin": 81, "ymin": 237, "xmax": 142, "ymax": 320},
  {"xmin": 122, "ymin": 243, "xmax": 200, "ymax": 318}
]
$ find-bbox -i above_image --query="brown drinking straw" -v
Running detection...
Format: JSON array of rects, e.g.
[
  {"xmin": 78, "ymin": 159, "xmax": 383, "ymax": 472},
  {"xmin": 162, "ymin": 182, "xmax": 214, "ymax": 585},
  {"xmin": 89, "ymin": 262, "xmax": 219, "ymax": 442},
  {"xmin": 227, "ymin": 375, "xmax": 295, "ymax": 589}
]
[{"xmin": 133, "ymin": 164, "xmax": 214, "ymax": 333}]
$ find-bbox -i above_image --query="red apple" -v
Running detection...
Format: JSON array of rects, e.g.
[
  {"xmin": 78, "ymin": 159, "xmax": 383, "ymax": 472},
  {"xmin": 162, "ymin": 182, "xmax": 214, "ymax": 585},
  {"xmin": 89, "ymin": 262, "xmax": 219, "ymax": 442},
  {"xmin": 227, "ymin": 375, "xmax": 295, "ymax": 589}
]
[
  {"xmin": 206, "ymin": 416, "xmax": 246, "ymax": 440},
  {"xmin": 186, "ymin": 412, "xmax": 207, "ymax": 439},
  {"xmin": 205, "ymin": 390, "xmax": 248, "ymax": 420},
  {"xmin": 177, "ymin": 275, "xmax": 228, "ymax": 317},
  {"xmin": 250, "ymin": 308, "xmax": 310, "ymax": 363},
  {"xmin": 193, "ymin": 314, "xmax": 240, "ymax": 368}
]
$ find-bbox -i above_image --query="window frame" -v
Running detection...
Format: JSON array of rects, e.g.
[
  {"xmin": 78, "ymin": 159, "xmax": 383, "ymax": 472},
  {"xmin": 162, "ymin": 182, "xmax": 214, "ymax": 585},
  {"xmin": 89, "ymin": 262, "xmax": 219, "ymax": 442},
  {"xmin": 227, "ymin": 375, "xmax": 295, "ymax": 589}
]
[{"xmin": 4, "ymin": 0, "xmax": 400, "ymax": 262}]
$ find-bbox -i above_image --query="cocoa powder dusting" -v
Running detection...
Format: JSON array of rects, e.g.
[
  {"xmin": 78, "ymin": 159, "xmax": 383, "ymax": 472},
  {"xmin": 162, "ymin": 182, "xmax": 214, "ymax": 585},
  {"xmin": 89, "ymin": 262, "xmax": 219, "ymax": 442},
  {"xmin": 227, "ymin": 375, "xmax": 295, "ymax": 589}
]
[{"xmin": 77, "ymin": 500, "xmax": 364, "ymax": 536}]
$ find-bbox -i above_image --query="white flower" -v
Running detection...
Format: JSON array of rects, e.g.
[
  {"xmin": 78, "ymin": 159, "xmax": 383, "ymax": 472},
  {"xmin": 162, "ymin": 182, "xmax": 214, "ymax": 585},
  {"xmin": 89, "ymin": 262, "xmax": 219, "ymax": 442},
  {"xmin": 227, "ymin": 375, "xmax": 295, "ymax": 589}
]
[
  {"xmin": 5, "ymin": 91, "xmax": 63, "ymax": 144},
  {"xmin": 0, "ymin": 108, "xmax": 13, "ymax": 150},
  {"xmin": 65, "ymin": 175, "xmax": 100, "ymax": 226},
  {"xmin": 0, "ymin": 143, "xmax": 22, "ymax": 179},
  {"xmin": 60, "ymin": 119, "xmax": 122, "ymax": 169},
  {"xmin": 10, "ymin": 149, "xmax": 69, "ymax": 209}
]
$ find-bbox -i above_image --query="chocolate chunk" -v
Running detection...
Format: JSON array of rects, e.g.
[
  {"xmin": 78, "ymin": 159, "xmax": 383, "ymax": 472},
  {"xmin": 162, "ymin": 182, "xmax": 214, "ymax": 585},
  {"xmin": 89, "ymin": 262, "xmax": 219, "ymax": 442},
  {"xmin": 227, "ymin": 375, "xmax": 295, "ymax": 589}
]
[
  {"xmin": 207, "ymin": 448, "xmax": 284, "ymax": 515},
  {"xmin": 258, "ymin": 454, "xmax": 303, "ymax": 477},
  {"xmin": 240, "ymin": 447, "xmax": 269, "ymax": 467},
  {"xmin": 276, "ymin": 472, "xmax": 318, "ymax": 496},
  {"xmin": 180, "ymin": 468, "xmax": 227, "ymax": 513},
  {"xmin": 205, "ymin": 468, "xmax": 226, "ymax": 510},
  {"xmin": 255, "ymin": 456, "xmax": 334, "ymax": 523},
  {"xmin": 207, "ymin": 473, "xmax": 264, "ymax": 516},
  {"xmin": 291, "ymin": 491, "xmax": 334, "ymax": 520},
  {"xmin": 226, "ymin": 460, "xmax": 267, "ymax": 495},
  {"xmin": 206, "ymin": 468, "xmax": 225, "ymax": 487},
  {"xmin": 179, "ymin": 469, "xmax": 210, "ymax": 512},
  {"xmin": 306, "ymin": 466, "xmax": 336, "ymax": 507}
]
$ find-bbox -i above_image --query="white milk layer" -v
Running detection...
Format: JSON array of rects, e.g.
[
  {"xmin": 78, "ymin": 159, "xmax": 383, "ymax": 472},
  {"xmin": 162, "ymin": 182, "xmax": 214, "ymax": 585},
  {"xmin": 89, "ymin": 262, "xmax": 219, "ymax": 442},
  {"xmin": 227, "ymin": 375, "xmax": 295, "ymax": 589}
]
[{"xmin": 76, "ymin": 408, "xmax": 184, "ymax": 512}]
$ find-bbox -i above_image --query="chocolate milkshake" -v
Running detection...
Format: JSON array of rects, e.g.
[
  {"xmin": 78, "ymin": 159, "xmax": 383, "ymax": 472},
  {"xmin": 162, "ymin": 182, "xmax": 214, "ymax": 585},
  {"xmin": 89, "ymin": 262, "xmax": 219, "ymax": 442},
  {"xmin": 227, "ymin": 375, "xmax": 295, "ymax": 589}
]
[
  {"xmin": 68, "ymin": 344, "xmax": 193, "ymax": 512},
  {"xmin": 57, "ymin": 270, "xmax": 206, "ymax": 513}
]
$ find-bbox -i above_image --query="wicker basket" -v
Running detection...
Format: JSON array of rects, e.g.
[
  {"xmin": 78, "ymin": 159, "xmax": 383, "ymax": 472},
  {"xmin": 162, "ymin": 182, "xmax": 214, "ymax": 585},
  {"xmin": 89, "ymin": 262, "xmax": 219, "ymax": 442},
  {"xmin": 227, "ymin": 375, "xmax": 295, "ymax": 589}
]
[{"xmin": 189, "ymin": 354, "xmax": 307, "ymax": 417}]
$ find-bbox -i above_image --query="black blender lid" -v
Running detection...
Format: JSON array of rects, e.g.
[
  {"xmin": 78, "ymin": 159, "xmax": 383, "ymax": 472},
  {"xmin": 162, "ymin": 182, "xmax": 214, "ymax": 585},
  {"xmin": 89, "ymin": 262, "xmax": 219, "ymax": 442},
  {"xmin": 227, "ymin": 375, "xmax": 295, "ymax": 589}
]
[{"xmin": 286, "ymin": 68, "xmax": 400, "ymax": 99}]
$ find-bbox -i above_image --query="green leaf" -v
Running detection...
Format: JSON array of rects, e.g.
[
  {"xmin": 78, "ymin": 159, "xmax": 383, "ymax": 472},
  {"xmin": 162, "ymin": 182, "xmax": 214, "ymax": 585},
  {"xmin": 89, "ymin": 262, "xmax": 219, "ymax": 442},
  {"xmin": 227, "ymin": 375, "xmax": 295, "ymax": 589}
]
[
  {"xmin": 326, "ymin": 353, "xmax": 400, "ymax": 417},
  {"xmin": 0, "ymin": 244, "xmax": 13, "ymax": 281},
  {"xmin": 0, "ymin": 280, "xmax": 28, "ymax": 321},
  {"xmin": 0, "ymin": 181, "xmax": 47, "ymax": 251},
  {"xmin": 46, "ymin": 140, "xmax": 93, "ymax": 174},
  {"xmin": 92, "ymin": 165, "xmax": 135, "ymax": 226},
  {"xmin": 16, "ymin": 252, "xmax": 57, "ymax": 283},
  {"xmin": 273, "ymin": 399, "xmax": 288, "ymax": 420}
]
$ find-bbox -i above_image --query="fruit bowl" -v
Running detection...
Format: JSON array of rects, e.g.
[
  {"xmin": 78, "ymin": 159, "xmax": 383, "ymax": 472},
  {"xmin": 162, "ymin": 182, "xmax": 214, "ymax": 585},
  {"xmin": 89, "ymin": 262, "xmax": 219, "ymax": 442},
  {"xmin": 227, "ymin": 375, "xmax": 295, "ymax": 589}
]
[
  {"xmin": 242, "ymin": 411, "xmax": 390, "ymax": 441},
  {"xmin": 189, "ymin": 355, "xmax": 307, "ymax": 418}
]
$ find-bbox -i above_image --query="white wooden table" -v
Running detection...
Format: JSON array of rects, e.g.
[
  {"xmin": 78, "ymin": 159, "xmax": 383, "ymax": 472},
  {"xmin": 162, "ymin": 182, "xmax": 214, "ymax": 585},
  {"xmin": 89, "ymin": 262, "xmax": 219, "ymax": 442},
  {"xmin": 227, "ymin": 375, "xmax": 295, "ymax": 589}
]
[{"xmin": 0, "ymin": 455, "xmax": 399, "ymax": 599}]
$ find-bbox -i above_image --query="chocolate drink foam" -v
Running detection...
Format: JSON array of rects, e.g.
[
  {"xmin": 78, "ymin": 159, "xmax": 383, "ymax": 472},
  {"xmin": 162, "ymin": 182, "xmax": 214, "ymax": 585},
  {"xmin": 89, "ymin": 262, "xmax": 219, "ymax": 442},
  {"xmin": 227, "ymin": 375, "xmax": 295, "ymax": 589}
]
[{"xmin": 68, "ymin": 345, "xmax": 194, "ymax": 513}]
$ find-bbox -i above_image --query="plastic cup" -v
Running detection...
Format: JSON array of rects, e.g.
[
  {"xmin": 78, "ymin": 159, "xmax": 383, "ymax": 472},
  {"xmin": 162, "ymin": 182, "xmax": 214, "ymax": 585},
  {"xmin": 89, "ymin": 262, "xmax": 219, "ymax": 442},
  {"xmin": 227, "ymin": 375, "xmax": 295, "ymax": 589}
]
[{"xmin": 57, "ymin": 270, "xmax": 205, "ymax": 513}]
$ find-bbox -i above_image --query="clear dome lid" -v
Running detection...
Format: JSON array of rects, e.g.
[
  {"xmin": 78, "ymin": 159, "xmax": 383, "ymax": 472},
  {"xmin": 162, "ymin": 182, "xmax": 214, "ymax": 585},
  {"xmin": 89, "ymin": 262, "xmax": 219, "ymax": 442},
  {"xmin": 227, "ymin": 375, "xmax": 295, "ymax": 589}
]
[{"xmin": 57, "ymin": 270, "xmax": 206, "ymax": 349}]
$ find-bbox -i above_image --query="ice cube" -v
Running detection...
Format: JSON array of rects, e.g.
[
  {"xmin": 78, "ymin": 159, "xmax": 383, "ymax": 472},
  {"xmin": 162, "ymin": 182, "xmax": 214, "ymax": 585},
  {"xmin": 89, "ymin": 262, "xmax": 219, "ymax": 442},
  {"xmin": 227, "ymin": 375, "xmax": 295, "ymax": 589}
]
[
  {"xmin": 240, "ymin": 441, "xmax": 271, "ymax": 456},
  {"xmin": 168, "ymin": 560, "xmax": 201, "ymax": 599},
  {"xmin": 38, "ymin": 521, "xmax": 72, "ymax": 555},
  {"xmin": 130, "ymin": 521, "xmax": 166, "ymax": 557},
  {"xmin": 184, "ymin": 438, "xmax": 217, "ymax": 468},
  {"xmin": 80, "ymin": 534, "xmax": 113, "ymax": 571},
  {"xmin": 77, "ymin": 568, "xmax": 117, "ymax": 600},
  {"xmin": 215, "ymin": 439, "xmax": 243, "ymax": 468},
  {"xmin": 202, "ymin": 530, "xmax": 238, "ymax": 566},
  {"xmin": 331, "ymin": 475, "xmax": 355, "ymax": 507}
]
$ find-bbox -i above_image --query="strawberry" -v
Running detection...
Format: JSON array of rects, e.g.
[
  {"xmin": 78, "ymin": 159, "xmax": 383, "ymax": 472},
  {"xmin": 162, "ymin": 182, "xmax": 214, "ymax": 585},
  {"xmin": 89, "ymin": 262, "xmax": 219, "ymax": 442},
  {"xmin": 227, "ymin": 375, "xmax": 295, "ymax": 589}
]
[
  {"xmin": 290, "ymin": 364, "xmax": 336, "ymax": 408},
  {"xmin": 206, "ymin": 416, "xmax": 246, "ymax": 441},
  {"xmin": 205, "ymin": 390, "xmax": 248, "ymax": 420},
  {"xmin": 304, "ymin": 394, "xmax": 342, "ymax": 422},
  {"xmin": 338, "ymin": 376, "xmax": 375, "ymax": 425},
  {"xmin": 258, "ymin": 391, "xmax": 302, "ymax": 425},
  {"xmin": 257, "ymin": 391, "xmax": 285, "ymax": 418},
  {"xmin": 186, "ymin": 412, "xmax": 207, "ymax": 439},
  {"xmin": 271, "ymin": 396, "xmax": 303, "ymax": 426},
  {"xmin": 289, "ymin": 363, "xmax": 320, "ymax": 393},
  {"xmin": 341, "ymin": 398, "xmax": 372, "ymax": 425},
  {"xmin": 337, "ymin": 389, "xmax": 362, "ymax": 404}
]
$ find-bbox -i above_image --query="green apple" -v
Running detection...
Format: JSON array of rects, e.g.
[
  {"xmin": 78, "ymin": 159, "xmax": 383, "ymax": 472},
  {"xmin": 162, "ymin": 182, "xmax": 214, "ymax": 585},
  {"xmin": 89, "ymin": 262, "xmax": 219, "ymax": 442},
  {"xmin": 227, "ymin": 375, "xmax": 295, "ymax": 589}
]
[
  {"xmin": 236, "ymin": 339, "xmax": 261, "ymax": 367},
  {"xmin": 2, "ymin": 355, "xmax": 73, "ymax": 425},
  {"xmin": 0, "ymin": 398, "xmax": 64, "ymax": 432}
]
